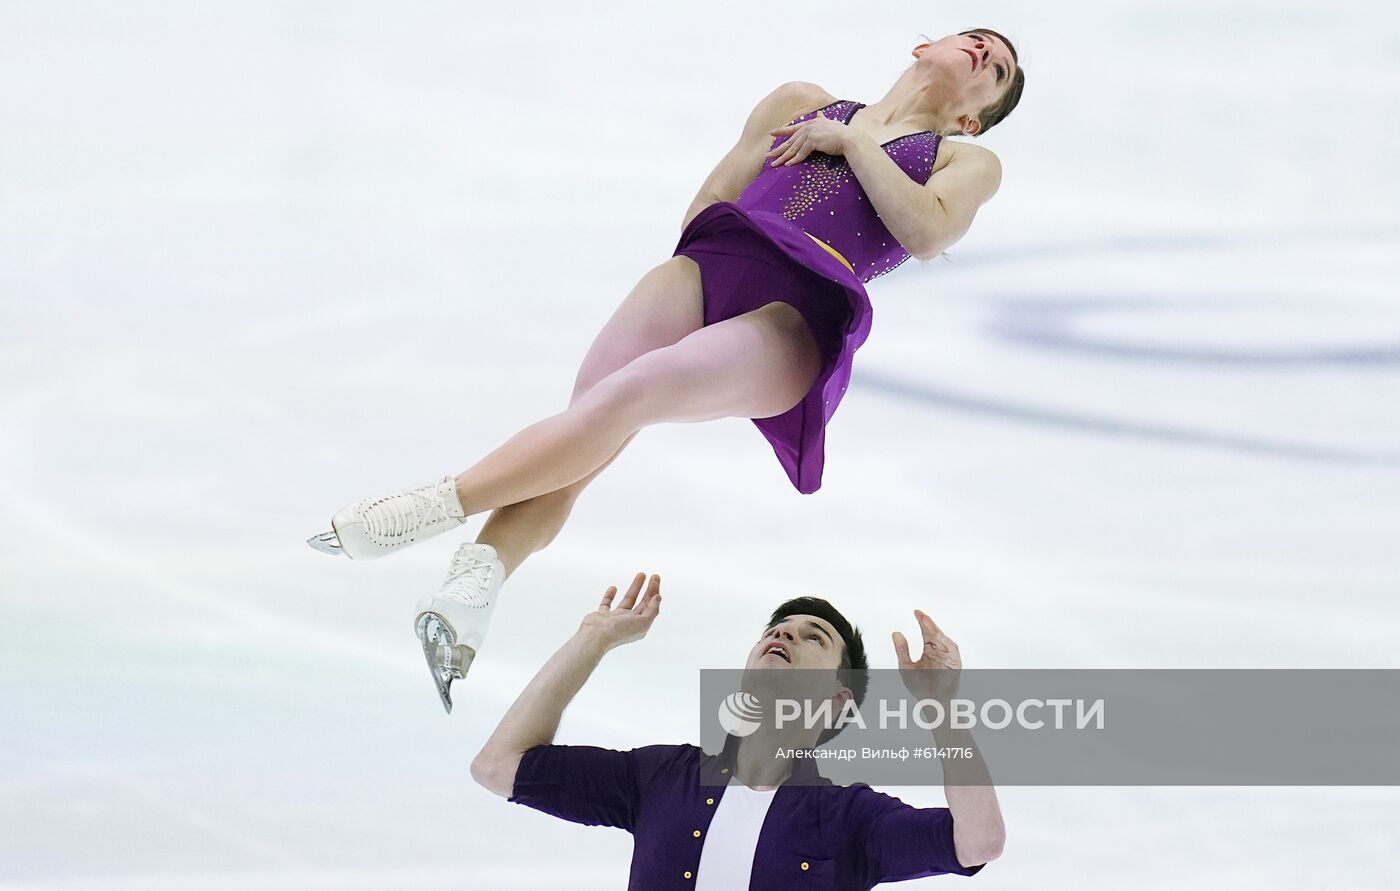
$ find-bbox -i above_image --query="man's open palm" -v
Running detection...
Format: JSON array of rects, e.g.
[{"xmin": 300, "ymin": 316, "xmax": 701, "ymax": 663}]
[{"xmin": 579, "ymin": 572, "xmax": 662, "ymax": 650}]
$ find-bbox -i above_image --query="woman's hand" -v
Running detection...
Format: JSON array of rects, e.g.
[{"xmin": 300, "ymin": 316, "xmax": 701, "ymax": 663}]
[
  {"xmin": 577, "ymin": 572, "xmax": 662, "ymax": 652},
  {"xmin": 892, "ymin": 609, "xmax": 962, "ymax": 703},
  {"xmin": 765, "ymin": 112, "xmax": 850, "ymax": 167}
]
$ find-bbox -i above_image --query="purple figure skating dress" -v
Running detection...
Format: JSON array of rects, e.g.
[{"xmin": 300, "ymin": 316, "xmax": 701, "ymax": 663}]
[{"xmin": 672, "ymin": 99, "xmax": 943, "ymax": 493}]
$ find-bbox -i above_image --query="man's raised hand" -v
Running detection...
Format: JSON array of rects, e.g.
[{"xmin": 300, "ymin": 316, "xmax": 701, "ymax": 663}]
[
  {"xmin": 892, "ymin": 609, "xmax": 962, "ymax": 702},
  {"xmin": 578, "ymin": 572, "xmax": 663, "ymax": 651}
]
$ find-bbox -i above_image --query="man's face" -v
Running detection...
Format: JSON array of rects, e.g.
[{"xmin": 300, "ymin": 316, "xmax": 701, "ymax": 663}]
[{"xmin": 744, "ymin": 613, "xmax": 845, "ymax": 671}]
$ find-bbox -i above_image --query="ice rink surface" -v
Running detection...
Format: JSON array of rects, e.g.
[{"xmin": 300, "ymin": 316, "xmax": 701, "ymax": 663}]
[{"xmin": 3, "ymin": 1, "xmax": 1399, "ymax": 888}]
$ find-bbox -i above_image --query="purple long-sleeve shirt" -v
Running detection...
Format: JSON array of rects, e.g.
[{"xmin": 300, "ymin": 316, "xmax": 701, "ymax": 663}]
[{"xmin": 508, "ymin": 738, "xmax": 984, "ymax": 889}]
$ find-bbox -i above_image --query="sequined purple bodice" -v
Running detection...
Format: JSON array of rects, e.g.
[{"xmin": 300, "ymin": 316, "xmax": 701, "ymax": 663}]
[{"xmin": 734, "ymin": 99, "xmax": 942, "ymax": 284}]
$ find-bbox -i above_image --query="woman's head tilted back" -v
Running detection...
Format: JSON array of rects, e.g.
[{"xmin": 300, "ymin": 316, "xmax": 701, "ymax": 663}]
[{"xmin": 912, "ymin": 28, "xmax": 1025, "ymax": 137}]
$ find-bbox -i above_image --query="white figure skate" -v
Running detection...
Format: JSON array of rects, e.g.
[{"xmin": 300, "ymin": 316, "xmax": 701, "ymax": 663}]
[
  {"xmin": 415, "ymin": 541, "xmax": 504, "ymax": 713},
  {"xmin": 307, "ymin": 475, "xmax": 467, "ymax": 560}
]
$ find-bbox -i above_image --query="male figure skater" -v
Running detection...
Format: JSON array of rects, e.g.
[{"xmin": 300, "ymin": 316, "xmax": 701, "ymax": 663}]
[{"xmin": 471, "ymin": 574, "xmax": 1005, "ymax": 889}]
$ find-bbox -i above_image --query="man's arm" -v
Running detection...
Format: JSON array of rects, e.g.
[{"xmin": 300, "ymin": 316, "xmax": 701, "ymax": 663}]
[
  {"xmin": 931, "ymin": 727, "xmax": 1005, "ymax": 867},
  {"xmin": 893, "ymin": 610, "xmax": 1006, "ymax": 867},
  {"xmin": 681, "ymin": 81, "xmax": 832, "ymax": 231},
  {"xmin": 470, "ymin": 573, "xmax": 662, "ymax": 798}
]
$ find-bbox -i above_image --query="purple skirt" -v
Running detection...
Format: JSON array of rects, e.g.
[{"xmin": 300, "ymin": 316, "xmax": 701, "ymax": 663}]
[{"xmin": 672, "ymin": 201, "xmax": 874, "ymax": 494}]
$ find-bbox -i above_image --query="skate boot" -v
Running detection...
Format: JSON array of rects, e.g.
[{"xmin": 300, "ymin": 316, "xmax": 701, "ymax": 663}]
[
  {"xmin": 307, "ymin": 475, "xmax": 467, "ymax": 560},
  {"xmin": 414, "ymin": 541, "xmax": 504, "ymax": 713}
]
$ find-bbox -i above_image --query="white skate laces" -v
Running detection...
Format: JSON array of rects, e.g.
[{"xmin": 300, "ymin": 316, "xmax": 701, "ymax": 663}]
[
  {"xmin": 415, "ymin": 542, "xmax": 505, "ymax": 713},
  {"xmin": 437, "ymin": 545, "xmax": 501, "ymax": 614},
  {"xmin": 360, "ymin": 479, "xmax": 463, "ymax": 544},
  {"xmin": 307, "ymin": 475, "xmax": 467, "ymax": 560}
]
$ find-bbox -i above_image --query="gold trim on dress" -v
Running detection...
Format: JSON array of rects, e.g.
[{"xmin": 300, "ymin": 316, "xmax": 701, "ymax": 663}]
[{"xmin": 804, "ymin": 232, "xmax": 855, "ymax": 273}]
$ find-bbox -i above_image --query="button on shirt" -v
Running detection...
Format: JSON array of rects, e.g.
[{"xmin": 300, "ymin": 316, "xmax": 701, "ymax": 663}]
[
  {"xmin": 695, "ymin": 781, "xmax": 777, "ymax": 889},
  {"xmin": 508, "ymin": 741, "xmax": 984, "ymax": 890}
]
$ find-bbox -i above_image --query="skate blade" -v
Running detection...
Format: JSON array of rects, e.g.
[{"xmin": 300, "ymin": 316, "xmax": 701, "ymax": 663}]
[
  {"xmin": 306, "ymin": 530, "xmax": 344, "ymax": 557},
  {"xmin": 415, "ymin": 613, "xmax": 475, "ymax": 714}
]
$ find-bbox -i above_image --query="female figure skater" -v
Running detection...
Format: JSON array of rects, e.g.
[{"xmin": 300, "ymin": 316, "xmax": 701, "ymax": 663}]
[{"xmin": 308, "ymin": 29, "xmax": 1024, "ymax": 711}]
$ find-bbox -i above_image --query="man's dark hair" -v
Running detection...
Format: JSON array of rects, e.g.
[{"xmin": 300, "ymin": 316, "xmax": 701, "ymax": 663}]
[
  {"xmin": 956, "ymin": 27, "xmax": 1025, "ymax": 136},
  {"xmin": 766, "ymin": 596, "xmax": 869, "ymax": 745}
]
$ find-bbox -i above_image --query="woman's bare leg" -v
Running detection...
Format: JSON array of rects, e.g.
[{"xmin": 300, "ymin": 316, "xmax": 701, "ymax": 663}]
[
  {"xmin": 453, "ymin": 296, "xmax": 822, "ymax": 523},
  {"xmin": 409, "ymin": 262, "xmax": 822, "ymax": 709},
  {"xmin": 474, "ymin": 256, "xmax": 705, "ymax": 575},
  {"xmin": 474, "ymin": 435, "xmax": 633, "ymax": 576}
]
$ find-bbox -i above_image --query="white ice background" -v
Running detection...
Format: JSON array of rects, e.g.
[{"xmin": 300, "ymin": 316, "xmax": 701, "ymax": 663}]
[{"xmin": 2, "ymin": 1, "xmax": 1399, "ymax": 888}]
